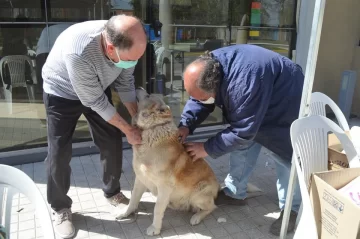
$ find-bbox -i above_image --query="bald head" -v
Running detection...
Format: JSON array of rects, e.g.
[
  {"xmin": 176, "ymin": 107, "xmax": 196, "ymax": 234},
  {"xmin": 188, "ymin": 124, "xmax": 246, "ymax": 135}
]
[
  {"xmin": 183, "ymin": 53, "xmax": 222, "ymax": 101},
  {"xmin": 103, "ymin": 15, "xmax": 147, "ymax": 62}
]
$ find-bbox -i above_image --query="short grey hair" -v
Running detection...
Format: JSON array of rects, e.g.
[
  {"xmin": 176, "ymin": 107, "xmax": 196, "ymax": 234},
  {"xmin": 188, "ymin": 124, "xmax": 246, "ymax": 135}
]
[
  {"xmin": 190, "ymin": 51, "xmax": 222, "ymax": 94},
  {"xmin": 104, "ymin": 15, "xmax": 146, "ymax": 50}
]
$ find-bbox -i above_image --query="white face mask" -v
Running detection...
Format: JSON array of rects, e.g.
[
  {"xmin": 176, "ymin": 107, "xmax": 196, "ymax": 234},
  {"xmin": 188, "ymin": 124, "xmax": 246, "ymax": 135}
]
[{"xmin": 199, "ymin": 97, "xmax": 215, "ymax": 104}]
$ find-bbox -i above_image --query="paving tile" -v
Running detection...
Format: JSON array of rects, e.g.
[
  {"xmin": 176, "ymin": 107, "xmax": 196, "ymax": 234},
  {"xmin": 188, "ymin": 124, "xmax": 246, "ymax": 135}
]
[
  {"xmin": 74, "ymin": 229, "xmax": 90, "ymax": 239},
  {"xmin": 237, "ymin": 219, "xmax": 257, "ymax": 231},
  {"xmin": 4, "ymin": 149, "xmax": 296, "ymax": 239},
  {"xmin": 202, "ymin": 215, "xmax": 220, "ymax": 229},
  {"xmin": 105, "ymin": 229, "xmax": 126, "ymax": 239},
  {"xmin": 18, "ymin": 228, "xmax": 35, "ymax": 239},
  {"xmin": 245, "ymin": 198, "xmax": 260, "ymax": 208},
  {"xmin": 178, "ymin": 233, "xmax": 197, "ymax": 239},
  {"xmin": 168, "ymin": 215, "xmax": 188, "ymax": 228},
  {"xmin": 230, "ymin": 231, "xmax": 251, "ymax": 239},
  {"xmin": 18, "ymin": 219, "xmax": 35, "ymax": 231},
  {"xmin": 209, "ymin": 226, "xmax": 229, "ymax": 238},
  {"xmin": 211, "ymin": 207, "xmax": 227, "ymax": 218},
  {"xmin": 174, "ymin": 225, "xmax": 193, "ymax": 236},
  {"xmin": 194, "ymin": 230, "xmax": 213, "ymax": 239},
  {"xmin": 223, "ymin": 223, "xmax": 243, "ymax": 235},
  {"xmin": 244, "ymin": 228, "xmax": 264, "ymax": 239},
  {"xmin": 122, "ymin": 224, "xmax": 143, "ymax": 238}
]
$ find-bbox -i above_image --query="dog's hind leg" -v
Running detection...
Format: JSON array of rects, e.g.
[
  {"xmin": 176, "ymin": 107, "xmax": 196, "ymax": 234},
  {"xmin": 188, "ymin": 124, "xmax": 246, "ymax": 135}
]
[
  {"xmin": 147, "ymin": 186, "xmax": 172, "ymax": 236},
  {"xmin": 190, "ymin": 197, "xmax": 216, "ymax": 226},
  {"xmin": 116, "ymin": 177, "xmax": 146, "ymax": 220}
]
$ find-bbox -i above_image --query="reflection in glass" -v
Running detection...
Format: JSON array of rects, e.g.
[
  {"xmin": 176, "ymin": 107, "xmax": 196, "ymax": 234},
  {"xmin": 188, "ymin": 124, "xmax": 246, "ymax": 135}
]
[
  {"xmin": 128, "ymin": 0, "xmax": 295, "ymax": 127},
  {"xmin": 0, "ymin": 0, "xmax": 115, "ymax": 152},
  {"xmin": 0, "ymin": 1, "xmax": 44, "ymax": 21},
  {"xmin": 0, "ymin": 0, "xmax": 297, "ymax": 152},
  {"xmin": 48, "ymin": 0, "xmax": 110, "ymax": 22},
  {"xmin": 0, "ymin": 22, "xmax": 95, "ymax": 152},
  {"xmin": 0, "ymin": 24, "xmax": 46, "ymax": 151}
]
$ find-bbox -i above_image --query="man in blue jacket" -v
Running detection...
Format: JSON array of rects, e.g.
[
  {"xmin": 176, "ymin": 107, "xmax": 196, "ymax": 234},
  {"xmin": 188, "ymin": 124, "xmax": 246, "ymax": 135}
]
[{"xmin": 178, "ymin": 44, "xmax": 303, "ymax": 235}]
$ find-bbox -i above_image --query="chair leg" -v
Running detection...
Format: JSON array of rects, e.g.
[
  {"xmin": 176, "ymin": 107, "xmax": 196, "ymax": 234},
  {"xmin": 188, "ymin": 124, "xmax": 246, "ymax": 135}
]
[
  {"xmin": 4, "ymin": 87, "xmax": 12, "ymax": 114},
  {"xmin": 26, "ymin": 85, "xmax": 36, "ymax": 103},
  {"xmin": 0, "ymin": 188, "xmax": 14, "ymax": 237}
]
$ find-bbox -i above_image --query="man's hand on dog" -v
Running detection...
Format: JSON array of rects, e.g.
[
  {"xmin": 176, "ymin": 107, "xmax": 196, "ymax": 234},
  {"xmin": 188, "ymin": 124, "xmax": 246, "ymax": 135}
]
[
  {"xmin": 125, "ymin": 126, "xmax": 142, "ymax": 145},
  {"xmin": 178, "ymin": 126, "xmax": 190, "ymax": 143},
  {"xmin": 184, "ymin": 142, "xmax": 208, "ymax": 161}
]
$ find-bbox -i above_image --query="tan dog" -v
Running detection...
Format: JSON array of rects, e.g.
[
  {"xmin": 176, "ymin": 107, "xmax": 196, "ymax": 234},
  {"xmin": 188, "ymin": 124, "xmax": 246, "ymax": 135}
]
[{"xmin": 115, "ymin": 88, "xmax": 220, "ymax": 236}]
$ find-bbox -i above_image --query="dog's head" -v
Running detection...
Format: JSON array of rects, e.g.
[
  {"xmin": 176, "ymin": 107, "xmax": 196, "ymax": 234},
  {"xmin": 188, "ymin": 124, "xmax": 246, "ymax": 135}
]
[{"xmin": 133, "ymin": 88, "xmax": 173, "ymax": 129}]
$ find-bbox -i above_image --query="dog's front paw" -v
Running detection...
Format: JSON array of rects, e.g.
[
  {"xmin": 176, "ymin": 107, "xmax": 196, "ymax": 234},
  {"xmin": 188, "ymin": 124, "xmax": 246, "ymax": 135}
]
[
  {"xmin": 190, "ymin": 213, "xmax": 202, "ymax": 225},
  {"xmin": 115, "ymin": 207, "xmax": 131, "ymax": 220},
  {"xmin": 146, "ymin": 224, "xmax": 161, "ymax": 236}
]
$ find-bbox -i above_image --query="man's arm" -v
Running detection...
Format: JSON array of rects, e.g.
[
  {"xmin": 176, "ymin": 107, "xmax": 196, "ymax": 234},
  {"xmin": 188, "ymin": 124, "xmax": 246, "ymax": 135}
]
[
  {"xmin": 64, "ymin": 53, "xmax": 132, "ymax": 134},
  {"xmin": 123, "ymin": 102, "xmax": 137, "ymax": 117},
  {"xmin": 179, "ymin": 97, "xmax": 216, "ymax": 133},
  {"xmin": 203, "ymin": 67, "xmax": 272, "ymax": 159},
  {"xmin": 113, "ymin": 67, "xmax": 137, "ymax": 117}
]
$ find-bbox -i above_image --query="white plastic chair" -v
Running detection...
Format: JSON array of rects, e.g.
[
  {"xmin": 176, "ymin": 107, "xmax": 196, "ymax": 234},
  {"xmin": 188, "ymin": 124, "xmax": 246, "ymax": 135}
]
[
  {"xmin": 309, "ymin": 92, "xmax": 350, "ymax": 131},
  {"xmin": 0, "ymin": 55, "xmax": 36, "ymax": 114},
  {"xmin": 0, "ymin": 164, "xmax": 55, "ymax": 239},
  {"xmin": 266, "ymin": 91, "xmax": 350, "ymax": 179},
  {"xmin": 281, "ymin": 92, "xmax": 353, "ymax": 237},
  {"xmin": 290, "ymin": 115, "xmax": 360, "ymax": 238},
  {"xmin": 263, "ymin": 91, "xmax": 350, "ymax": 169}
]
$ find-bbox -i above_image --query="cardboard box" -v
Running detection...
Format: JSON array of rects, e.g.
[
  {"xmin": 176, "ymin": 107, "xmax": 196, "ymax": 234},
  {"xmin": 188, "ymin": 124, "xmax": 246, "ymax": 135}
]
[
  {"xmin": 310, "ymin": 168, "xmax": 360, "ymax": 239},
  {"xmin": 328, "ymin": 132, "xmax": 352, "ymax": 170}
]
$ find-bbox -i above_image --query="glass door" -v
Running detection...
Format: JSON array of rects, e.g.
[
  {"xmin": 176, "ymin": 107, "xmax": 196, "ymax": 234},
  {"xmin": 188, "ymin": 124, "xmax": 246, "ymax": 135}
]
[
  {"xmin": 122, "ymin": 0, "xmax": 297, "ymax": 128},
  {"xmin": 132, "ymin": 0, "xmax": 227, "ymax": 128}
]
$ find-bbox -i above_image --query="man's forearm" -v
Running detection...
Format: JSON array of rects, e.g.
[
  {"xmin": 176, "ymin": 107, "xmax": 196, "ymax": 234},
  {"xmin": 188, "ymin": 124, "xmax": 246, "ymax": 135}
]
[
  {"xmin": 108, "ymin": 112, "xmax": 132, "ymax": 135},
  {"xmin": 124, "ymin": 101, "xmax": 137, "ymax": 117}
]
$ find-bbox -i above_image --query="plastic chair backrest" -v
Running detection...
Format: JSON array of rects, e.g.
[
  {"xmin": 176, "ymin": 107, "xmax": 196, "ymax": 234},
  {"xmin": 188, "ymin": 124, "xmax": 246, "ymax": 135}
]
[
  {"xmin": 0, "ymin": 55, "xmax": 33, "ymax": 89},
  {"xmin": 290, "ymin": 115, "xmax": 360, "ymax": 239},
  {"xmin": 0, "ymin": 164, "xmax": 55, "ymax": 239},
  {"xmin": 291, "ymin": 115, "xmax": 359, "ymax": 188},
  {"xmin": 310, "ymin": 92, "xmax": 350, "ymax": 131},
  {"xmin": 263, "ymin": 92, "xmax": 350, "ymax": 165}
]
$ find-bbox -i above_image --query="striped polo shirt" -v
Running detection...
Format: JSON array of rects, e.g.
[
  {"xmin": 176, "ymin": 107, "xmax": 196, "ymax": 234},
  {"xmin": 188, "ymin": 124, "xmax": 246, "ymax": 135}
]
[{"xmin": 42, "ymin": 20, "xmax": 136, "ymax": 121}]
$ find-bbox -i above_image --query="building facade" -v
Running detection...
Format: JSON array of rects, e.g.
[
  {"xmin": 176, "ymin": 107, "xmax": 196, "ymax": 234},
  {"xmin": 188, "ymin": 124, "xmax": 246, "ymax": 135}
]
[{"xmin": 0, "ymin": 0, "xmax": 297, "ymax": 163}]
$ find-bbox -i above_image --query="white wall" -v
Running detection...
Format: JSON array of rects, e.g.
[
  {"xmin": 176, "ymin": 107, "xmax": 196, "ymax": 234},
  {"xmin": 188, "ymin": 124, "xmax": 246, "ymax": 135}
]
[{"xmin": 296, "ymin": 0, "xmax": 360, "ymax": 116}]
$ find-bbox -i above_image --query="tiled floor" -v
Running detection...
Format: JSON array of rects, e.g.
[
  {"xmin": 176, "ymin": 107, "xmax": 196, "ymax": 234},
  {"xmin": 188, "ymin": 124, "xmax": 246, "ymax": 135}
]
[{"xmin": 2, "ymin": 148, "xmax": 294, "ymax": 239}]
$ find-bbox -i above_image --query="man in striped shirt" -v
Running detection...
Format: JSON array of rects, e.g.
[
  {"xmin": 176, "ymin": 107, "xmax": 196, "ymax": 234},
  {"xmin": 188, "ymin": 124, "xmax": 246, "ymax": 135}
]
[{"xmin": 42, "ymin": 15, "xmax": 146, "ymax": 238}]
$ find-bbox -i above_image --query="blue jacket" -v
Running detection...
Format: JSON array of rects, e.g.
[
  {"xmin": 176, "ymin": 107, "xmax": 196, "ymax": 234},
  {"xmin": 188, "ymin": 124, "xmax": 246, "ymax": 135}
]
[{"xmin": 179, "ymin": 45, "xmax": 304, "ymax": 161}]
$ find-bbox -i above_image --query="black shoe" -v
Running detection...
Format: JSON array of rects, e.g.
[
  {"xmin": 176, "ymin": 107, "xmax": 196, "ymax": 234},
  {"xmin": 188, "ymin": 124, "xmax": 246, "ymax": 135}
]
[
  {"xmin": 269, "ymin": 210, "xmax": 297, "ymax": 236},
  {"xmin": 215, "ymin": 189, "xmax": 247, "ymax": 206}
]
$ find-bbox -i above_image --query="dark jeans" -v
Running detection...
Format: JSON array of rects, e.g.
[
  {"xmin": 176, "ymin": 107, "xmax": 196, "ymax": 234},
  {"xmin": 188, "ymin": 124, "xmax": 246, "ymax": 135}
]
[{"xmin": 43, "ymin": 88, "xmax": 123, "ymax": 212}]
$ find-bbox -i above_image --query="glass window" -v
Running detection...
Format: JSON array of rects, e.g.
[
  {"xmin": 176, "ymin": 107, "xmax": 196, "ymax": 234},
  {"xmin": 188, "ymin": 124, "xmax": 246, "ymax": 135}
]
[
  {"xmin": 130, "ymin": 0, "xmax": 228, "ymax": 127},
  {"xmin": 0, "ymin": 0, "xmax": 45, "ymax": 22},
  {"xmin": 0, "ymin": 0, "xmax": 113, "ymax": 152},
  {"xmin": 47, "ymin": 0, "xmax": 110, "ymax": 22},
  {"xmin": 230, "ymin": 0, "xmax": 296, "ymax": 56},
  {"xmin": 0, "ymin": 0, "xmax": 297, "ymax": 153},
  {"xmin": 0, "ymin": 23, "xmax": 47, "ymax": 152}
]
